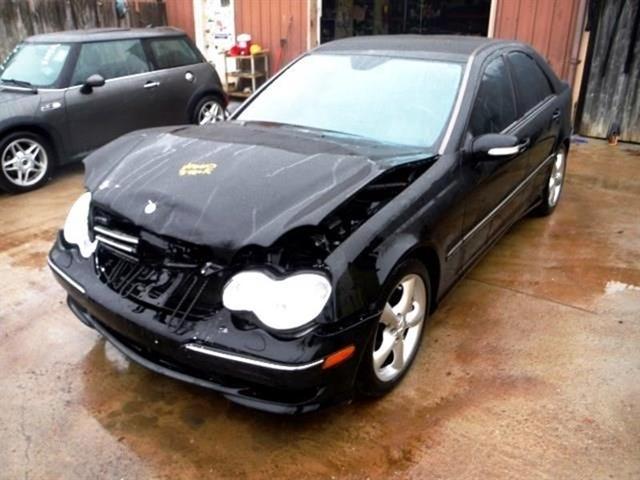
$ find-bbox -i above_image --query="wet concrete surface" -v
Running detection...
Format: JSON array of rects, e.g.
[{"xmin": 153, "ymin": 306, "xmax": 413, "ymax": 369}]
[{"xmin": 1, "ymin": 140, "xmax": 639, "ymax": 479}]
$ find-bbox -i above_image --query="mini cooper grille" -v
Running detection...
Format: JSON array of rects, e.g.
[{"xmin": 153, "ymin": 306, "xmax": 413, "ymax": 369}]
[{"xmin": 91, "ymin": 206, "xmax": 226, "ymax": 329}]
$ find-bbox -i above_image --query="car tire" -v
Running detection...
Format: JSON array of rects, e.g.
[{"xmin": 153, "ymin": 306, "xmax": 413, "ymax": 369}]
[
  {"xmin": 356, "ymin": 258, "xmax": 431, "ymax": 397},
  {"xmin": 193, "ymin": 96, "xmax": 226, "ymax": 125},
  {"xmin": 534, "ymin": 145, "xmax": 567, "ymax": 217},
  {"xmin": 0, "ymin": 131, "xmax": 54, "ymax": 194}
]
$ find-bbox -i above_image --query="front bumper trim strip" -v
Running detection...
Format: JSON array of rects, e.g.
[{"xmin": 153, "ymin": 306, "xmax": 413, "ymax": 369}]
[
  {"xmin": 184, "ymin": 343, "xmax": 324, "ymax": 372},
  {"xmin": 47, "ymin": 256, "xmax": 86, "ymax": 294}
]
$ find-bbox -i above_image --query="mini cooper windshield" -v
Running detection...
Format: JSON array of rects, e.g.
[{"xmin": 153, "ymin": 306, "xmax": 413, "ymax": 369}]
[
  {"xmin": 0, "ymin": 43, "xmax": 71, "ymax": 88},
  {"xmin": 236, "ymin": 53, "xmax": 463, "ymax": 148}
]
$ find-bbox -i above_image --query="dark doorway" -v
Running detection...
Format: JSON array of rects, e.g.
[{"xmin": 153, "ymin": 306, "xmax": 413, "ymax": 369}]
[{"xmin": 320, "ymin": 0, "xmax": 491, "ymax": 43}]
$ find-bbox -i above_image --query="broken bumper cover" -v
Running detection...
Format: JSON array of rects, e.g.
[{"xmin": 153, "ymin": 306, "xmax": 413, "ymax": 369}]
[{"xmin": 48, "ymin": 238, "xmax": 376, "ymax": 414}]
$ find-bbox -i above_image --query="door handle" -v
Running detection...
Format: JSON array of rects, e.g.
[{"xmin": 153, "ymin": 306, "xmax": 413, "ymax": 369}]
[
  {"xmin": 552, "ymin": 109, "xmax": 561, "ymax": 121},
  {"xmin": 144, "ymin": 81, "xmax": 160, "ymax": 89},
  {"xmin": 518, "ymin": 138, "xmax": 531, "ymax": 153}
]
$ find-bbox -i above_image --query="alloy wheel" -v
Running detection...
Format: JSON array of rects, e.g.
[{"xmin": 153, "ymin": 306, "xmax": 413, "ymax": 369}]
[
  {"xmin": 1, "ymin": 138, "xmax": 48, "ymax": 187},
  {"xmin": 548, "ymin": 149, "xmax": 565, "ymax": 207},
  {"xmin": 198, "ymin": 101, "xmax": 225, "ymax": 125},
  {"xmin": 373, "ymin": 273, "xmax": 427, "ymax": 382}
]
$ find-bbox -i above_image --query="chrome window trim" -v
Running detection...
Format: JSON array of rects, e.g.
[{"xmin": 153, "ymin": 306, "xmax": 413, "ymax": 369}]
[
  {"xmin": 446, "ymin": 152, "xmax": 555, "ymax": 258},
  {"xmin": 438, "ymin": 52, "xmax": 476, "ymax": 155},
  {"xmin": 184, "ymin": 343, "xmax": 324, "ymax": 371},
  {"xmin": 39, "ymin": 69, "xmax": 159, "ymax": 92},
  {"xmin": 48, "ymin": 256, "xmax": 86, "ymax": 294}
]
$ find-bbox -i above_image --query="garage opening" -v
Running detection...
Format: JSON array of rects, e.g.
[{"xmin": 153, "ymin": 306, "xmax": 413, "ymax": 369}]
[{"xmin": 320, "ymin": 0, "xmax": 491, "ymax": 43}]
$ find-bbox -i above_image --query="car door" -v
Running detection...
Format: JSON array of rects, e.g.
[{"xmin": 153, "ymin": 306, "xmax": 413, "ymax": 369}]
[
  {"xmin": 459, "ymin": 54, "xmax": 528, "ymax": 267},
  {"xmin": 505, "ymin": 51, "xmax": 561, "ymax": 203},
  {"xmin": 144, "ymin": 36, "xmax": 207, "ymax": 124},
  {"xmin": 64, "ymin": 38, "xmax": 163, "ymax": 157}
]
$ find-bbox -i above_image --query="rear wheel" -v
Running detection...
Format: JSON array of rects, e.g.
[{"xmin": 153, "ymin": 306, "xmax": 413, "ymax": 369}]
[
  {"xmin": 193, "ymin": 96, "xmax": 226, "ymax": 125},
  {"xmin": 0, "ymin": 132, "xmax": 53, "ymax": 193},
  {"xmin": 534, "ymin": 146, "xmax": 567, "ymax": 216},
  {"xmin": 357, "ymin": 259, "xmax": 431, "ymax": 397}
]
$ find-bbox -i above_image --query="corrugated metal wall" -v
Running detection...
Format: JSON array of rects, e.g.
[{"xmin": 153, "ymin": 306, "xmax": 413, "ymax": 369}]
[
  {"xmin": 235, "ymin": 0, "xmax": 308, "ymax": 73},
  {"xmin": 493, "ymin": 0, "xmax": 583, "ymax": 81},
  {"xmin": 165, "ymin": 0, "xmax": 196, "ymax": 39}
]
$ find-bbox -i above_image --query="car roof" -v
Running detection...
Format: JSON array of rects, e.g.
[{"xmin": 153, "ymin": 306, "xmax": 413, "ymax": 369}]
[
  {"xmin": 23, "ymin": 27, "xmax": 185, "ymax": 44},
  {"xmin": 313, "ymin": 34, "xmax": 512, "ymax": 62}
]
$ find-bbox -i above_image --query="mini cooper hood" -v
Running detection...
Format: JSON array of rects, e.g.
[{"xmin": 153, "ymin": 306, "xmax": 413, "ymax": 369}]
[
  {"xmin": 85, "ymin": 123, "xmax": 435, "ymax": 251},
  {"xmin": 0, "ymin": 89, "xmax": 38, "ymax": 115}
]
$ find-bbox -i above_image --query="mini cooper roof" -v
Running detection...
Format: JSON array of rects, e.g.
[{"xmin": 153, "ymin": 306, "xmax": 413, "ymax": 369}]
[
  {"xmin": 313, "ymin": 34, "xmax": 513, "ymax": 62},
  {"xmin": 23, "ymin": 27, "xmax": 186, "ymax": 44}
]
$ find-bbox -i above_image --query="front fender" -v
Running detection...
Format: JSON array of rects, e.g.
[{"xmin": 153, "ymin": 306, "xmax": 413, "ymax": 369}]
[{"xmin": 0, "ymin": 116, "xmax": 67, "ymax": 162}]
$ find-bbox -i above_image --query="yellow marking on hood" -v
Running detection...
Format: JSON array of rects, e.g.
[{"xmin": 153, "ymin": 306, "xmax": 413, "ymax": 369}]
[{"xmin": 179, "ymin": 162, "xmax": 217, "ymax": 176}]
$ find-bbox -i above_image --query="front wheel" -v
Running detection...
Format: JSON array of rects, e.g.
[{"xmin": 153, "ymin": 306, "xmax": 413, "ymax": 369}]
[
  {"xmin": 357, "ymin": 259, "xmax": 431, "ymax": 397},
  {"xmin": 534, "ymin": 146, "xmax": 567, "ymax": 216},
  {"xmin": 0, "ymin": 132, "xmax": 53, "ymax": 193},
  {"xmin": 193, "ymin": 96, "xmax": 226, "ymax": 125}
]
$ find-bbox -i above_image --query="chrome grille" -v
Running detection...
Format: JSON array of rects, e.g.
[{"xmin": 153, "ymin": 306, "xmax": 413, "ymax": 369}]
[{"xmin": 91, "ymin": 206, "xmax": 226, "ymax": 330}]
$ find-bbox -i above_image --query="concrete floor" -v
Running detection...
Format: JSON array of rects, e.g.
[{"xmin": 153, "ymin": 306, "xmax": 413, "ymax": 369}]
[{"xmin": 0, "ymin": 140, "xmax": 639, "ymax": 479}]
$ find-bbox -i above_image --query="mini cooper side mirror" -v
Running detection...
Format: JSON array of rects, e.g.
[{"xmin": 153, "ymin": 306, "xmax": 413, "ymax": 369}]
[
  {"xmin": 472, "ymin": 133, "xmax": 522, "ymax": 158},
  {"xmin": 81, "ymin": 74, "xmax": 106, "ymax": 94}
]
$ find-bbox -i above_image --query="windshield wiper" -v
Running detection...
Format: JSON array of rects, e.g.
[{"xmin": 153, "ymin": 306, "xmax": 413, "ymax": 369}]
[
  {"xmin": 0, "ymin": 78, "xmax": 37, "ymax": 92},
  {"xmin": 240, "ymin": 120, "xmax": 365, "ymax": 139}
]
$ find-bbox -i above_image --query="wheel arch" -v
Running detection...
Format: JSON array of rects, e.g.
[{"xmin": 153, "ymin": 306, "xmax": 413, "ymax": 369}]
[
  {"xmin": 187, "ymin": 88, "xmax": 227, "ymax": 121},
  {"xmin": 375, "ymin": 235, "xmax": 442, "ymax": 314},
  {"xmin": 0, "ymin": 122, "xmax": 63, "ymax": 164}
]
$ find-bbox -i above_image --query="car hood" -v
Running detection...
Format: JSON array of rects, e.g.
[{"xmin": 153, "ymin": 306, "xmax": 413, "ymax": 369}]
[
  {"xmin": 0, "ymin": 88, "xmax": 39, "ymax": 114},
  {"xmin": 85, "ymin": 123, "xmax": 435, "ymax": 252}
]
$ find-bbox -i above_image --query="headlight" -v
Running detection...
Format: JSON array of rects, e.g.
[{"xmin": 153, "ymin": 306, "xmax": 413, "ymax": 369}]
[
  {"xmin": 222, "ymin": 271, "xmax": 332, "ymax": 330},
  {"xmin": 63, "ymin": 192, "xmax": 96, "ymax": 258}
]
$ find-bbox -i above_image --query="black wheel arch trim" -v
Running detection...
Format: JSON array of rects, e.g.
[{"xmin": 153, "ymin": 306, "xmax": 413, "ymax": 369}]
[{"xmin": 0, "ymin": 118, "xmax": 66, "ymax": 164}]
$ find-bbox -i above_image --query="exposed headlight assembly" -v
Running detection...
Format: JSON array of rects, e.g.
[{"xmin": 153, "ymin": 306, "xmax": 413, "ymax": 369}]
[
  {"xmin": 222, "ymin": 271, "xmax": 332, "ymax": 330},
  {"xmin": 63, "ymin": 192, "xmax": 96, "ymax": 258}
]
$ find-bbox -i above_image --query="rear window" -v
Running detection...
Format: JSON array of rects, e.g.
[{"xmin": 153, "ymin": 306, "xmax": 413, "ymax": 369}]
[
  {"xmin": 71, "ymin": 39, "xmax": 150, "ymax": 84},
  {"xmin": 508, "ymin": 52, "xmax": 554, "ymax": 114},
  {"xmin": 149, "ymin": 38, "xmax": 200, "ymax": 69}
]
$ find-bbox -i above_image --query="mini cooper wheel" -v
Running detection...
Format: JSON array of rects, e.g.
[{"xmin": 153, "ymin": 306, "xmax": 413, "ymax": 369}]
[
  {"xmin": 194, "ymin": 96, "xmax": 226, "ymax": 125},
  {"xmin": 0, "ymin": 132, "xmax": 53, "ymax": 193},
  {"xmin": 535, "ymin": 146, "xmax": 567, "ymax": 216},
  {"xmin": 358, "ymin": 259, "xmax": 431, "ymax": 396}
]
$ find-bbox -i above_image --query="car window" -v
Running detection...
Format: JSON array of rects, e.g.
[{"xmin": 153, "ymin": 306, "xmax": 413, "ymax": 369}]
[
  {"xmin": 71, "ymin": 39, "xmax": 150, "ymax": 85},
  {"xmin": 0, "ymin": 43, "xmax": 71, "ymax": 88},
  {"xmin": 508, "ymin": 52, "xmax": 553, "ymax": 113},
  {"xmin": 237, "ymin": 54, "xmax": 463, "ymax": 148},
  {"xmin": 149, "ymin": 38, "xmax": 200, "ymax": 69},
  {"xmin": 469, "ymin": 56, "xmax": 517, "ymax": 136}
]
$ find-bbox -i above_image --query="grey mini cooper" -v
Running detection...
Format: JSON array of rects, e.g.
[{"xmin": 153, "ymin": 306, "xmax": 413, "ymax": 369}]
[{"xmin": 0, "ymin": 27, "xmax": 226, "ymax": 193}]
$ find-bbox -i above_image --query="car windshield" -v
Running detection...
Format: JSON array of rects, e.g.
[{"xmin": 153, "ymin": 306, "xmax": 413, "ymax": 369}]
[
  {"xmin": 236, "ymin": 53, "xmax": 463, "ymax": 148},
  {"xmin": 0, "ymin": 43, "xmax": 71, "ymax": 88}
]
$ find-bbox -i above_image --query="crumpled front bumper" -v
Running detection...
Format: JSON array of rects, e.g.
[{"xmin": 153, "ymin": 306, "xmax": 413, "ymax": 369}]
[{"xmin": 48, "ymin": 235, "xmax": 378, "ymax": 414}]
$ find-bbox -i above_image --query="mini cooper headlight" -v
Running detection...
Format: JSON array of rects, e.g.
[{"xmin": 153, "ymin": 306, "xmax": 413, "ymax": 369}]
[
  {"xmin": 222, "ymin": 271, "xmax": 332, "ymax": 330},
  {"xmin": 63, "ymin": 192, "xmax": 96, "ymax": 258}
]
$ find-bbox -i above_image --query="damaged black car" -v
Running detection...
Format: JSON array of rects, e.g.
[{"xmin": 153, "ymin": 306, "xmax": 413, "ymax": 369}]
[{"xmin": 49, "ymin": 35, "xmax": 571, "ymax": 413}]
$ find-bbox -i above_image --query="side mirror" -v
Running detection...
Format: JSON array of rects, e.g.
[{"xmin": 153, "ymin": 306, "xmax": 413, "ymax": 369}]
[
  {"xmin": 472, "ymin": 133, "xmax": 523, "ymax": 158},
  {"xmin": 80, "ymin": 74, "xmax": 105, "ymax": 94}
]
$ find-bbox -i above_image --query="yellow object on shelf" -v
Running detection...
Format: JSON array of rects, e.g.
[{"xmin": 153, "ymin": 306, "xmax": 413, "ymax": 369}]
[{"xmin": 250, "ymin": 44, "xmax": 263, "ymax": 55}]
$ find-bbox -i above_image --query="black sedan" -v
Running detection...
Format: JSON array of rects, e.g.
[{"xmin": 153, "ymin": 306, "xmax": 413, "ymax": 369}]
[{"xmin": 49, "ymin": 35, "xmax": 571, "ymax": 413}]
